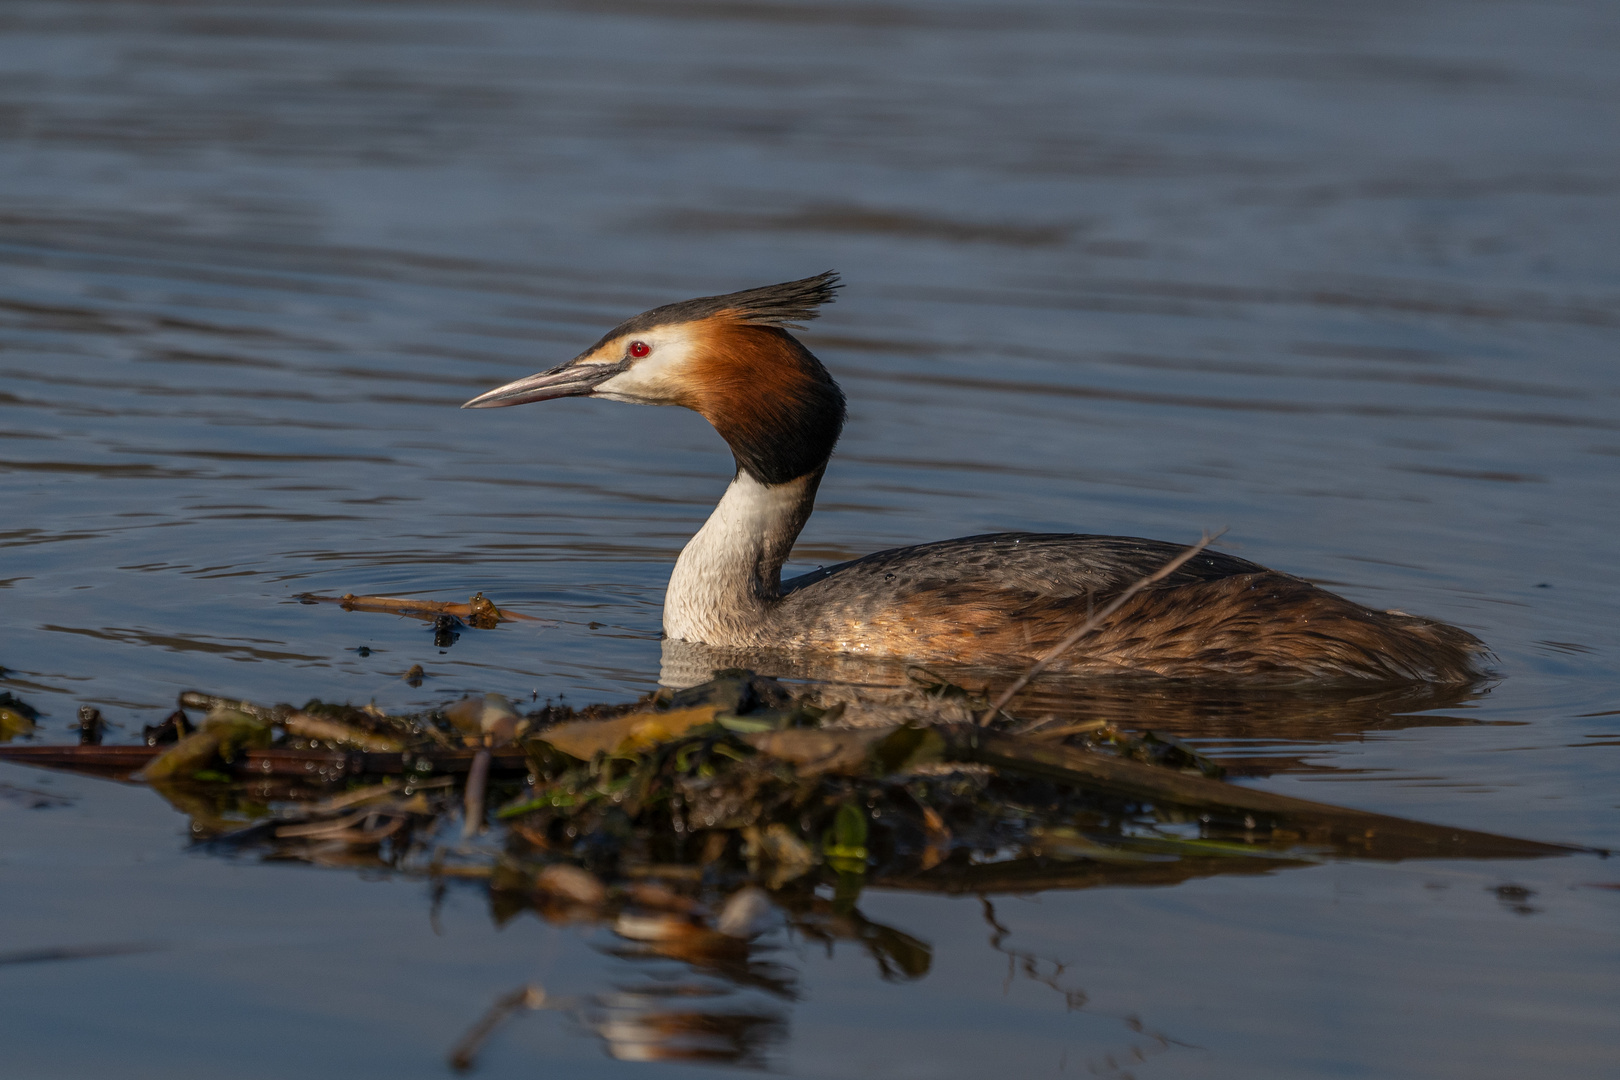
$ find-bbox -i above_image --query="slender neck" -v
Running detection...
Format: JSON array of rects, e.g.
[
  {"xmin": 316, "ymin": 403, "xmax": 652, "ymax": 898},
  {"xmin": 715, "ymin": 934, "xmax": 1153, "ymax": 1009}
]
[
  {"xmin": 661, "ymin": 325, "xmax": 844, "ymax": 645},
  {"xmin": 663, "ymin": 468, "xmax": 823, "ymax": 645}
]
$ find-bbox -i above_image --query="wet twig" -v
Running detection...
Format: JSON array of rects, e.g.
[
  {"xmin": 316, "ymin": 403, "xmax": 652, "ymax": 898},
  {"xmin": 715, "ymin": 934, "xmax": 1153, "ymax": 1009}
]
[
  {"xmin": 448, "ymin": 984, "xmax": 547, "ymax": 1071},
  {"xmin": 944, "ymin": 726, "xmax": 1592, "ymax": 859},
  {"xmin": 295, "ymin": 591, "xmax": 537, "ymax": 625},
  {"xmin": 462, "ymin": 748, "xmax": 492, "ymax": 840}
]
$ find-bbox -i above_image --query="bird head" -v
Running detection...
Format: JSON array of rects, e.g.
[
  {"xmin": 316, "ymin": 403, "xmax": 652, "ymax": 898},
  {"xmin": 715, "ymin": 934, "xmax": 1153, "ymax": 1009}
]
[{"xmin": 463, "ymin": 272, "xmax": 846, "ymax": 485}]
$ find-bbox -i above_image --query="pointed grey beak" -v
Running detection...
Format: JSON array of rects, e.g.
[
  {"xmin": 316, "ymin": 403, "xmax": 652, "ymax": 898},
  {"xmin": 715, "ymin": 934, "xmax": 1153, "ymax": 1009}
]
[{"xmin": 461, "ymin": 359, "xmax": 628, "ymax": 409}]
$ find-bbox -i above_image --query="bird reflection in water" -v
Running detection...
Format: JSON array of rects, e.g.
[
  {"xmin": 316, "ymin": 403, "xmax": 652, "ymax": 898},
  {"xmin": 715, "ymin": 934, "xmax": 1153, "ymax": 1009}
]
[
  {"xmin": 509, "ymin": 876, "xmax": 931, "ymax": 1068},
  {"xmin": 460, "ymin": 869, "xmax": 1179, "ymax": 1072}
]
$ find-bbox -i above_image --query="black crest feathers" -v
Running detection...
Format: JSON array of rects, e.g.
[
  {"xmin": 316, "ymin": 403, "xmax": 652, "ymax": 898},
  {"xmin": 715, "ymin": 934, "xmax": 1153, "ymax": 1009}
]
[
  {"xmin": 601, "ymin": 271, "xmax": 841, "ymax": 341},
  {"xmin": 702, "ymin": 270, "xmax": 841, "ymax": 329}
]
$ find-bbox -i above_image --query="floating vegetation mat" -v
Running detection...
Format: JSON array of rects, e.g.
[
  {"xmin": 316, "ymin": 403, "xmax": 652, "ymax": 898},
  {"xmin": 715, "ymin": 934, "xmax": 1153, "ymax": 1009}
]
[{"xmin": 0, "ymin": 671, "xmax": 1591, "ymax": 1068}]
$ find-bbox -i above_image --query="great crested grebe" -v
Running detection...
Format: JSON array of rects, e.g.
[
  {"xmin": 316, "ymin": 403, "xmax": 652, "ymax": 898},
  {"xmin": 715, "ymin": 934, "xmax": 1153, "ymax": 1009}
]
[{"xmin": 465, "ymin": 272, "xmax": 1486, "ymax": 683}]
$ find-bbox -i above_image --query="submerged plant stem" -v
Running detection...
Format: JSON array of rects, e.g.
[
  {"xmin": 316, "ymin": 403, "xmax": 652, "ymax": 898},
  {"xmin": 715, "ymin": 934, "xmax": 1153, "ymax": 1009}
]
[
  {"xmin": 448, "ymin": 984, "xmax": 547, "ymax": 1071},
  {"xmin": 463, "ymin": 749, "xmax": 492, "ymax": 840}
]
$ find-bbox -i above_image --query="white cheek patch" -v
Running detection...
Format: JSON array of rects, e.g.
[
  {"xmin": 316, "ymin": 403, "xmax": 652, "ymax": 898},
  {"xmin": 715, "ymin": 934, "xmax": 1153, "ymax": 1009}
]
[{"xmin": 591, "ymin": 328, "xmax": 700, "ymax": 405}]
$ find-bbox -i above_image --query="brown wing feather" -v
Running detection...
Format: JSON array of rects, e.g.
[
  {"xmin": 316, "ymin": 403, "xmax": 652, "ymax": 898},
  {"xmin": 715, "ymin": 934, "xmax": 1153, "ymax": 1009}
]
[{"xmin": 771, "ymin": 534, "xmax": 1486, "ymax": 682}]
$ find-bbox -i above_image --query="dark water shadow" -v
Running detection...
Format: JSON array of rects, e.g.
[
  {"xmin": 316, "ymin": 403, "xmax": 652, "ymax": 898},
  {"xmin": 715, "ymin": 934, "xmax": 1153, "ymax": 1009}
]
[{"xmin": 661, "ymin": 637, "xmax": 1496, "ymax": 776}]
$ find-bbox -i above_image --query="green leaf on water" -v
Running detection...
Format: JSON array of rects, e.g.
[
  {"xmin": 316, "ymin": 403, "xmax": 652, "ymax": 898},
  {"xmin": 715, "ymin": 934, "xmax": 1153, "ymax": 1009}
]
[
  {"xmin": 0, "ymin": 708, "xmax": 36, "ymax": 743},
  {"xmin": 716, "ymin": 714, "xmax": 779, "ymax": 734},
  {"xmin": 823, "ymin": 803, "xmax": 869, "ymax": 871}
]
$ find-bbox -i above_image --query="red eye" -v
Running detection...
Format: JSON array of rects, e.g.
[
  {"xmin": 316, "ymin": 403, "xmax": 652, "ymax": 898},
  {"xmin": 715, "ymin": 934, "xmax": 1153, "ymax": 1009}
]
[{"xmin": 629, "ymin": 340, "xmax": 650, "ymax": 358}]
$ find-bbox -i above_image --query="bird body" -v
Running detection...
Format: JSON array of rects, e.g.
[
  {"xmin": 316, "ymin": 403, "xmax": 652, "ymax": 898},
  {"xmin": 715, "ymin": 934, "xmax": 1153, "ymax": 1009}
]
[{"xmin": 466, "ymin": 273, "xmax": 1486, "ymax": 684}]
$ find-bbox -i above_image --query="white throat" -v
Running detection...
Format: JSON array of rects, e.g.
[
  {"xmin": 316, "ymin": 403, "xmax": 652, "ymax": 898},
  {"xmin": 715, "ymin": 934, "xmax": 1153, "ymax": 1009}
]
[{"xmin": 663, "ymin": 471, "xmax": 819, "ymax": 646}]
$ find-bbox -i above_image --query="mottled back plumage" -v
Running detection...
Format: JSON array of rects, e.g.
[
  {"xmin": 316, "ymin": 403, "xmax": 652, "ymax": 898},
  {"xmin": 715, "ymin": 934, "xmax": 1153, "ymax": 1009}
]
[
  {"xmin": 782, "ymin": 533, "xmax": 1268, "ymax": 600},
  {"xmin": 770, "ymin": 533, "xmax": 1488, "ymax": 683}
]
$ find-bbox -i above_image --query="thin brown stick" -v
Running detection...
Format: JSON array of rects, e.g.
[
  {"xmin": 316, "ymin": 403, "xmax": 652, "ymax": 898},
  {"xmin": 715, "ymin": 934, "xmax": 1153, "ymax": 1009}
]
[
  {"xmin": 462, "ymin": 748, "xmax": 492, "ymax": 840},
  {"xmin": 941, "ymin": 726, "xmax": 1591, "ymax": 860},
  {"xmin": 294, "ymin": 591, "xmax": 537, "ymax": 623},
  {"xmin": 977, "ymin": 530, "xmax": 1226, "ymax": 725},
  {"xmin": 448, "ymin": 984, "xmax": 547, "ymax": 1071}
]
